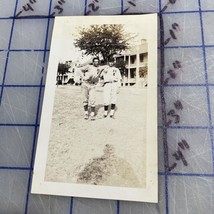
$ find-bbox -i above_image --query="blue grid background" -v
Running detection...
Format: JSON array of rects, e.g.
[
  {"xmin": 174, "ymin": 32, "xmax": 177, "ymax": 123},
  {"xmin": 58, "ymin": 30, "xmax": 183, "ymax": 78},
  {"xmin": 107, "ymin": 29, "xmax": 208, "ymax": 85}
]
[{"xmin": 0, "ymin": 0, "xmax": 214, "ymax": 213}]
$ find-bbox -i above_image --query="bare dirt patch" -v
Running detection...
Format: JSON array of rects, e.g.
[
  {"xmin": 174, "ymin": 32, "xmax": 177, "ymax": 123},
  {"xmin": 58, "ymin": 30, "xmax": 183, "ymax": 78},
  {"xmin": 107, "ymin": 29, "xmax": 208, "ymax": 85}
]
[{"xmin": 77, "ymin": 144, "xmax": 115, "ymax": 185}]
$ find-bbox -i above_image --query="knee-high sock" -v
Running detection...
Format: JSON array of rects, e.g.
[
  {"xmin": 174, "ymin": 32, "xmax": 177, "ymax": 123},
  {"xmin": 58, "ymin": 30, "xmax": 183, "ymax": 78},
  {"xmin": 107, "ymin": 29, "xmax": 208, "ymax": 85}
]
[
  {"xmin": 110, "ymin": 104, "xmax": 115, "ymax": 116},
  {"xmin": 84, "ymin": 104, "xmax": 88, "ymax": 114},
  {"xmin": 91, "ymin": 106, "xmax": 95, "ymax": 116},
  {"xmin": 104, "ymin": 105, "xmax": 108, "ymax": 116}
]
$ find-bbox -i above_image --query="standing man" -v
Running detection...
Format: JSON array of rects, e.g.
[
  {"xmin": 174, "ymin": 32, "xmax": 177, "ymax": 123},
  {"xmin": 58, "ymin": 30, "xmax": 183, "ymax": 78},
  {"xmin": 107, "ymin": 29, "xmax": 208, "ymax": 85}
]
[
  {"xmin": 78, "ymin": 57, "xmax": 100, "ymax": 120},
  {"xmin": 101, "ymin": 58, "xmax": 122, "ymax": 118},
  {"xmin": 73, "ymin": 63, "xmax": 82, "ymax": 86}
]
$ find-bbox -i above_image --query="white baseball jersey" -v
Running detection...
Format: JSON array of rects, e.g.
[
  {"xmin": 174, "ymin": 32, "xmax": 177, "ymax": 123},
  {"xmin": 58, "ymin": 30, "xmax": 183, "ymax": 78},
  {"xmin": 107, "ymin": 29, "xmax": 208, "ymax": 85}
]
[
  {"xmin": 79, "ymin": 65, "xmax": 100, "ymax": 81},
  {"xmin": 102, "ymin": 66, "xmax": 122, "ymax": 83}
]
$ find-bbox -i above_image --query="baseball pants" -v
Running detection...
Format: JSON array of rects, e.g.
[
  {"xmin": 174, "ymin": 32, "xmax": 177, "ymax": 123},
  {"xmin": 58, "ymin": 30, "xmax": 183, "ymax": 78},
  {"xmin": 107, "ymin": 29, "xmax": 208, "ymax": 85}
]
[
  {"xmin": 81, "ymin": 83, "xmax": 96, "ymax": 107},
  {"xmin": 103, "ymin": 82, "xmax": 118, "ymax": 105}
]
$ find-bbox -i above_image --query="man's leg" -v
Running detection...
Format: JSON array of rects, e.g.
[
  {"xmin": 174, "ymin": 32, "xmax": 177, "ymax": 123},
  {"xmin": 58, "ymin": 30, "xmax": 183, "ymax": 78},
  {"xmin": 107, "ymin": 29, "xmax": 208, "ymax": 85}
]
[
  {"xmin": 104, "ymin": 105, "xmax": 108, "ymax": 117},
  {"xmin": 103, "ymin": 83, "xmax": 111, "ymax": 117},
  {"xmin": 82, "ymin": 84, "xmax": 89, "ymax": 119},
  {"xmin": 84, "ymin": 104, "xmax": 89, "ymax": 119},
  {"xmin": 110, "ymin": 83, "xmax": 118, "ymax": 118},
  {"xmin": 89, "ymin": 86, "xmax": 96, "ymax": 120},
  {"xmin": 110, "ymin": 104, "xmax": 116, "ymax": 118}
]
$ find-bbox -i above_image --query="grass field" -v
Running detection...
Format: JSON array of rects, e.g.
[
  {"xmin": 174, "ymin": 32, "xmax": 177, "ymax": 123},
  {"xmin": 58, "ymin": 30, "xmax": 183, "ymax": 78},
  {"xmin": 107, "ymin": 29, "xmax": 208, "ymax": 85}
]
[{"xmin": 45, "ymin": 85, "xmax": 147, "ymax": 188}]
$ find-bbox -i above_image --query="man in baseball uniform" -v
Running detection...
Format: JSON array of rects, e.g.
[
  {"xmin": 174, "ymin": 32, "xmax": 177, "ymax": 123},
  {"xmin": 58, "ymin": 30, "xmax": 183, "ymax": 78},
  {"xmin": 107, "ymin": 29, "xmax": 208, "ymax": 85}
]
[
  {"xmin": 78, "ymin": 57, "xmax": 101, "ymax": 121},
  {"xmin": 101, "ymin": 59, "xmax": 122, "ymax": 118}
]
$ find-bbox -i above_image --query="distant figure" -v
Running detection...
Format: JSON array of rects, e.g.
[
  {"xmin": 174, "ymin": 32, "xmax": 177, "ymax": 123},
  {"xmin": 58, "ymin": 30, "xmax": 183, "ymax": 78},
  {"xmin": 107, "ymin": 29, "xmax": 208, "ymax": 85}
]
[
  {"xmin": 100, "ymin": 59, "xmax": 122, "ymax": 118},
  {"xmin": 78, "ymin": 57, "xmax": 101, "ymax": 121},
  {"xmin": 66, "ymin": 62, "xmax": 75, "ymax": 85},
  {"xmin": 73, "ymin": 65, "xmax": 82, "ymax": 86}
]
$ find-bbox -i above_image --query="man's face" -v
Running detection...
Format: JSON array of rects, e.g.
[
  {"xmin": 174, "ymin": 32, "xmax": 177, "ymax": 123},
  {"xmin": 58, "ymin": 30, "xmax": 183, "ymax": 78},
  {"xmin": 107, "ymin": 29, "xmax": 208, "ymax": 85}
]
[
  {"xmin": 93, "ymin": 60, "xmax": 99, "ymax": 67},
  {"xmin": 109, "ymin": 62, "xmax": 114, "ymax": 67}
]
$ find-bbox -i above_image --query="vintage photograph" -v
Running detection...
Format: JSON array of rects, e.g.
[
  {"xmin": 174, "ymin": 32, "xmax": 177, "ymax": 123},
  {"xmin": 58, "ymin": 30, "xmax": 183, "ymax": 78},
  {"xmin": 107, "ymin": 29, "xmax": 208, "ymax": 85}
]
[{"xmin": 32, "ymin": 15, "xmax": 157, "ymax": 203}]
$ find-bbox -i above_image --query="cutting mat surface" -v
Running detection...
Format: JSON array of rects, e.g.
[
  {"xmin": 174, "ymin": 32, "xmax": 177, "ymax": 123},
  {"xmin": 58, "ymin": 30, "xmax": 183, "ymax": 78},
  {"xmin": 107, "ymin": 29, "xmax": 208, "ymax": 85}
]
[{"xmin": 0, "ymin": 0, "xmax": 213, "ymax": 213}]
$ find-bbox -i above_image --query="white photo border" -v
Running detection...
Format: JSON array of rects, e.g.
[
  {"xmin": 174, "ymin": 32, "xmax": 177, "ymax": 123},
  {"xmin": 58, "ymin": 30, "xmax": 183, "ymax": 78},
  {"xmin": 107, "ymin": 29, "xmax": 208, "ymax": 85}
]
[{"xmin": 31, "ymin": 14, "xmax": 158, "ymax": 203}]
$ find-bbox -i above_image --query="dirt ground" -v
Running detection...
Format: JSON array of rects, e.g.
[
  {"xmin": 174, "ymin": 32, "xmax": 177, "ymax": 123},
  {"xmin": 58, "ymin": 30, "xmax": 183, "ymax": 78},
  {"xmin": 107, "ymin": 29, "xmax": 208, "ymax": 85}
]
[{"xmin": 45, "ymin": 85, "xmax": 147, "ymax": 188}]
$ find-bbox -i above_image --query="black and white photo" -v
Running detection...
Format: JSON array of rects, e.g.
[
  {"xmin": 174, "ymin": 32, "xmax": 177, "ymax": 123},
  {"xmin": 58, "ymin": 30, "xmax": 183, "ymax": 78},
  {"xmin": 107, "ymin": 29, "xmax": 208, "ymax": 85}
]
[{"xmin": 31, "ymin": 14, "xmax": 158, "ymax": 203}]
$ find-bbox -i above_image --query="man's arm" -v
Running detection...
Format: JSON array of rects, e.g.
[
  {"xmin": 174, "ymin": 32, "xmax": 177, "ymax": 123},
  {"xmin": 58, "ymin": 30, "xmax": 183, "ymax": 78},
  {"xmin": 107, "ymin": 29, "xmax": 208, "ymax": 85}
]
[
  {"xmin": 116, "ymin": 68, "xmax": 122, "ymax": 88},
  {"xmin": 97, "ymin": 65, "xmax": 108, "ymax": 78},
  {"xmin": 78, "ymin": 64, "xmax": 90, "ymax": 72},
  {"xmin": 116, "ymin": 68, "xmax": 122, "ymax": 80}
]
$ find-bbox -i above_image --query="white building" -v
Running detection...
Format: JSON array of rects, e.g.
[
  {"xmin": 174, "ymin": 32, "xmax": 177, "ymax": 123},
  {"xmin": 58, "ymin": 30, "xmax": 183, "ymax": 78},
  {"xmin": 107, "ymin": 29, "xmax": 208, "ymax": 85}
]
[{"xmin": 115, "ymin": 40, "xmax": 148, "ymax": 87}]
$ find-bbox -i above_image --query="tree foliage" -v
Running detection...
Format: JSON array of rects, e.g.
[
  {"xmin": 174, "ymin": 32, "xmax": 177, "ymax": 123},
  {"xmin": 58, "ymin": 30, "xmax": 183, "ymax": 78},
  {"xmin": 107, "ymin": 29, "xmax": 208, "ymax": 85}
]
[
  {"xmin": 74, "ymin": 24, "xmax": 131, "ymax": 63},
  {"xmin": 115, "ymin": 58, "xmax": 127, "ymax": 75},
  {"xmin": 139, "ymin": 66, "xmax": 148, "ymax": 78}
]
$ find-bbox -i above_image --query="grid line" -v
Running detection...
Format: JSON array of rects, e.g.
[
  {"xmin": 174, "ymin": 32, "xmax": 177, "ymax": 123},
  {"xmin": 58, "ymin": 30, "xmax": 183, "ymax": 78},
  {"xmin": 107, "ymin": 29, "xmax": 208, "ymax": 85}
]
[
  {"xmin": 163, "ymin": 84, "xmax": 214, "ymax": 87},
  {"xmin": 2, "ymin": 83, "xmax": 214, "ymax": 88},
  {"xmin": 1, "ymin": 124, "xmax": 212, "ymax": 129},
  {"xmin": 0, "ymin": 0, "xmax": 19, "ymax": 105},
  {"xmin": 0, "ymin": 123, "xmax": 38, "ymax": 127},
  {"xmin": 163, "ymin": 45, "xmax": 214, "ymax": 48},
  {"xmin": 0, "ymin": 49, "xmax": 50, "ymax": 52},
  {"xmin": 162, "ymin": 10, "xmax": 214, "ymax": 14},
  {"xmin": 24, "ymin": 0, "xmax": 53, "ymax": 212},
  {"xmin": 117, "ymin": 200, "xmax": 120, "ymax": 214},
  {"xmin": 70, "ymin": 197, "xmax": 74, "ymax": 214},
  {"xmin": 159, "ymin": 0, "xmax": 169, "ymax": 212},
  {"xmin": 0, "ymin": 166, "xmax": 32, "ymax": 170},
  {"xmin": 0, "ymin": 84, "xmax": 45, "ymax": 87},
  {"xmin": 159, "ymin": 172, "xmax": 214, "ymax": 177},
  {"xmin": 1, "ymin": 44, "xmax": 214, "ymax": 53},
  {"xmin": 2, "ymin": 165, "xmax": 214, "ymax": 178},
  {"xmin": 159, "ymin": 125, "xmax": 210, "ymax": 129},
  {"xmin": 5, "ymin": 123, "xmax": 207, "ymax": 129},
  {"xmin": 121, "ymin": 0, "xmax": 123, "ymax": 14},
  {"xmin": 24, "ymin": 77, "xmax": 44, "ymax": 214},
  {"xmin": 3, "ymin": 83, "xmax": 214, "ymax": 88},
  {"xmin": 84, "ymin": 0, "xmax": 87, "ymax": 15},
  {"xmin": 0, "ymin": 16, "xmax": 55, "ymax": 20},
  {"xmin": 0, "ymin": 8, "xmax": 213, "ymax": 20}
]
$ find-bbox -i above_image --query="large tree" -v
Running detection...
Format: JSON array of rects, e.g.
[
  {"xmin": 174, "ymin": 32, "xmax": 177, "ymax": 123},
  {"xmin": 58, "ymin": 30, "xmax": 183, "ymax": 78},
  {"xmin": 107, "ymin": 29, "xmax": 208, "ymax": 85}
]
[{"xmin": 74, "ymin": 24, "xmax": 131, "ymax": 63}]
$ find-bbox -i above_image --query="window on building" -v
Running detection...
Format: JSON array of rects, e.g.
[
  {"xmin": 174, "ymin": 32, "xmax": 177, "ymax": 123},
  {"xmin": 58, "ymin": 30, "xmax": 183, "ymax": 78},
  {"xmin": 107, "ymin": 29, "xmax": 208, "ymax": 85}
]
[
  {"xmin": 116, "ymin": 56, "xmax": 123, "ymax": 63},
  {"xmin": 130, "ymin": 55, "xmax": 136, "ymax": 64},
  {"xmin": 125, "ymin": 56, "xmax": 129, "ymax": 64},
  {"xmin": 140, "ymin": 53, "xmax": 144, "ymax": 62},
  {"xmin": 140, "ymin": 53, "xmax": 148, "ymax": 64},
  {"xmin": 116, "ymin": 56, "xmax": 123, "ymax": 61},
  {"xmin": 130, "ymin": 68, "xmax": 136, "ymax": 78}
]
